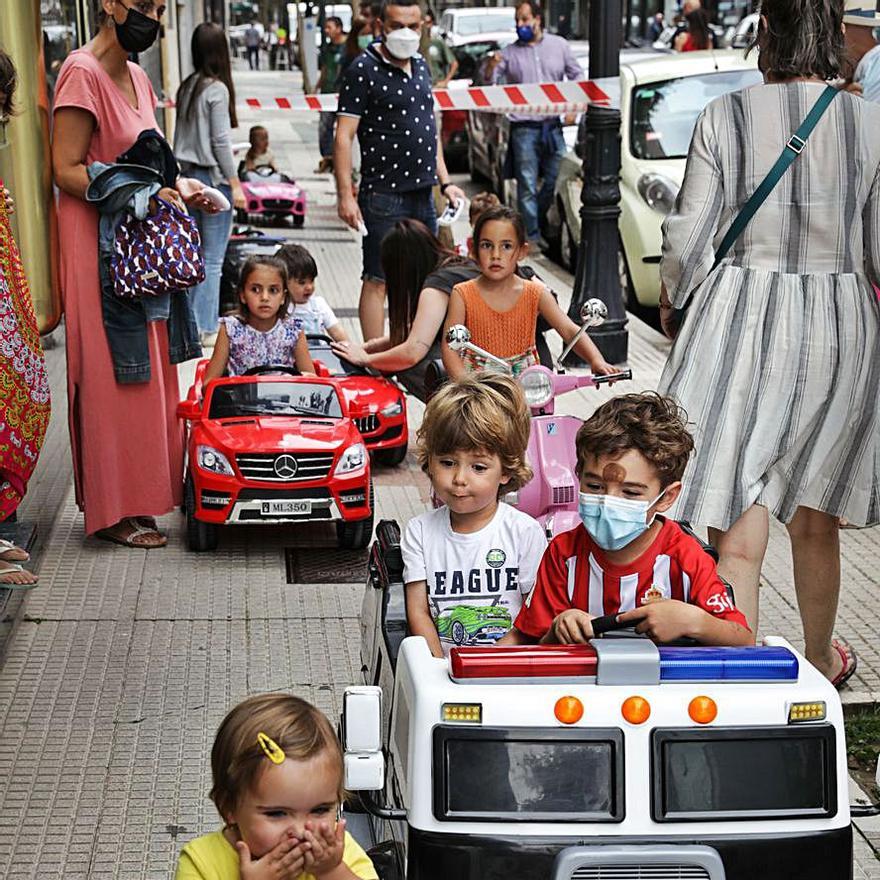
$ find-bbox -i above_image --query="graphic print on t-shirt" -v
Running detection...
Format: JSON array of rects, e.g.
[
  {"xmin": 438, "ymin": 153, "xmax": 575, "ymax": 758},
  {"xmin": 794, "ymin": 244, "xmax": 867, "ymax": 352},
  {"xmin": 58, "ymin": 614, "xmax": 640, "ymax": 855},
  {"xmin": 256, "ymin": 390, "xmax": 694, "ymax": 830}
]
[
  {"xmin": 400, "ymin": 504, "xmax": 548, "ymax": 652},
  {"xmin": 430, "ymin": 545, "xmax": 519, "ymax": 646}
]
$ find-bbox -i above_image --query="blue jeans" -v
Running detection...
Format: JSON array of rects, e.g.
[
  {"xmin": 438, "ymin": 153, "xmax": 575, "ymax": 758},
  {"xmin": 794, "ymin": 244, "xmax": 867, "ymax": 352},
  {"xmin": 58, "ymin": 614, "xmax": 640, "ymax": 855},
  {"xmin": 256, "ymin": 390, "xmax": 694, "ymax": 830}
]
[
  {"xmin": 358, "ymin": 187, "xmax": 437, "ymax": 282},
  {"xmin": 510, "ymin": 122, "xmax": 566, "ymax": 241},
  {"xmin": 185, "ymin": 167, "xmax": 233, "ymax": 334},
  {"xmin": 318, "ymin": 111, "xmax": 336, "ymax": 160}
]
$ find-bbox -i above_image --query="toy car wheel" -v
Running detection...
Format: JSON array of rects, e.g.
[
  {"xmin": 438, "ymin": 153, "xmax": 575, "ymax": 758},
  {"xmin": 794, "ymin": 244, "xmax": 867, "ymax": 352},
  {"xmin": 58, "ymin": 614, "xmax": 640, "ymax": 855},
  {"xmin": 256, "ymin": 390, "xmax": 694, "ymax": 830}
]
[
  {"xmin": 451, "ymin": 620, "xmax": 466, "ymax": 645},
  {"xmin": 373, "ymin": 441, "xmax": 408, "ymax": 467},
  {"xmin": 185, "ymin": 476, "xmax": 219, "ymax": 553},
  {"xmin": 336, "ymin": 481, "xmax": 374, "ymax": 550},
  {"xmin": 293, "ymin": 215, "xmax": 304, "ymax": 229}
]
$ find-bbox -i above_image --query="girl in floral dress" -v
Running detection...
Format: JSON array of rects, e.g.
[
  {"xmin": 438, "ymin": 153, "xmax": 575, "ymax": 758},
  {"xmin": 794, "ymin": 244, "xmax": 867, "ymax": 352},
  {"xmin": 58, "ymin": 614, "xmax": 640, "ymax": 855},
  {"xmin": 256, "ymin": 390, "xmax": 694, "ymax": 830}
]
[{"xmin": 205, "ymin": 256, "xmax": 314, "ymax": 380}]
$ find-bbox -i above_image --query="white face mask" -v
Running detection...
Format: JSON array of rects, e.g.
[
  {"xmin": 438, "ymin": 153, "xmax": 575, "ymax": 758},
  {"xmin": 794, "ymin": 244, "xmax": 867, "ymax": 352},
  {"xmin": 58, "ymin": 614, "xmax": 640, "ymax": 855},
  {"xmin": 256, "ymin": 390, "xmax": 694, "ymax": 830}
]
[{"xmin": 385, "ymin": 26, "xmax": 420, "ymax": 60}]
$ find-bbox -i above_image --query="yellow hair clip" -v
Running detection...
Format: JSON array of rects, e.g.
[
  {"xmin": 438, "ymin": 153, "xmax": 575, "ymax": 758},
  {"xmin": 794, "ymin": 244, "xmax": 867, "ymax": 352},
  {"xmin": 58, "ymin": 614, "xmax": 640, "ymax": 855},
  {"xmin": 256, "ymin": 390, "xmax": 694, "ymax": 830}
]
[{"xmin": 257, "ymin": 732, "xmax": 286, "ymax": 765}]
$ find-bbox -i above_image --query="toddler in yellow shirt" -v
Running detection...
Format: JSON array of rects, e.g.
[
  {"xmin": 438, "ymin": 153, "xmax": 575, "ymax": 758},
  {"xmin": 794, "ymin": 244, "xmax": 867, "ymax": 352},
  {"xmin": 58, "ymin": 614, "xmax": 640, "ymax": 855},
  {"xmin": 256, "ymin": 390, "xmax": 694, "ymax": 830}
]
[{"xmin": 175, "ymin": 693, "xmax": 377, "ymax": 880}]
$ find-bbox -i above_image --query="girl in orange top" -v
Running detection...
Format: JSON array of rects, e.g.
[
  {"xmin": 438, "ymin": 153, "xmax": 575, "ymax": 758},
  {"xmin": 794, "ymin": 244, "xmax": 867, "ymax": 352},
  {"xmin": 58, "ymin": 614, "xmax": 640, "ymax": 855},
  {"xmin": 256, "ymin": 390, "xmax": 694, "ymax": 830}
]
[{"xmin": 442, "ymin": 206, "xmax": 617, "ymax": 380}]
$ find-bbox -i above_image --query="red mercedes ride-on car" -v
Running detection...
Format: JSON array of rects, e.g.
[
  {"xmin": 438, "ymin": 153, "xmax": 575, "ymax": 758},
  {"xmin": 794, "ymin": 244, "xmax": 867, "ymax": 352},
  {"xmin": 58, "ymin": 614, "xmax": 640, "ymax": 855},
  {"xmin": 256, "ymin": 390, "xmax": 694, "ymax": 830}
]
[
  {"xmin": 177, "ymin": 363, "xmax": 373, "ymax": 552},
  {"xmin": 307, "ymin": 334, "xmax": 409, "ymax": 467}
]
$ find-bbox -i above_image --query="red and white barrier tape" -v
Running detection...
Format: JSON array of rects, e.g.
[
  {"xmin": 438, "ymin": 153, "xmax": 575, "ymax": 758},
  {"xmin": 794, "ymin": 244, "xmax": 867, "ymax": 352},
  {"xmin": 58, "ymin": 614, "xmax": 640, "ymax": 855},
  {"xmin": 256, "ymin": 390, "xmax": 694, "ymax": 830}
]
[{"xmin": 242, "ymin": 78, "xmax": 619, "ymax": 113}]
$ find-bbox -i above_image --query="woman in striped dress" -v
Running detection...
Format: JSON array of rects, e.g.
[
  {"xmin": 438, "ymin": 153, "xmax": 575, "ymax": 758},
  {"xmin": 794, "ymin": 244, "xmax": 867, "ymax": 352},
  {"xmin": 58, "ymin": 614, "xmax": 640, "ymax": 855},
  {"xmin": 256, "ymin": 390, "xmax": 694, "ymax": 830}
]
[{"xmin": 657, "ymin": 0, "xmax": 880, "ymax": 685}]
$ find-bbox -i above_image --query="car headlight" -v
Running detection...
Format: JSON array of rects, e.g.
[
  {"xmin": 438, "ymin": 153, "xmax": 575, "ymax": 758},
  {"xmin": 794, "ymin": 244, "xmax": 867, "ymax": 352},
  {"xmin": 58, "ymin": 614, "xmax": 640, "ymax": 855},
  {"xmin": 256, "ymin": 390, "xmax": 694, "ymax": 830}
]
[
  {"xmin": 335, "ymin": 442, "xmax": 367, "ymax": 475},
  {"xmin": 519, "ymin": 368, "xmax": 554, "ymax": 409},
  {"xmin": 637, "ymin": 173, "xmax": 679, "ymax": 215},
  {"xmin": 197, "ymin": 445, "xmax": 234, "ymax": 476},
  {"xmin": 381, "ymin": 398, "xmax": 403, "ymax": 417}
]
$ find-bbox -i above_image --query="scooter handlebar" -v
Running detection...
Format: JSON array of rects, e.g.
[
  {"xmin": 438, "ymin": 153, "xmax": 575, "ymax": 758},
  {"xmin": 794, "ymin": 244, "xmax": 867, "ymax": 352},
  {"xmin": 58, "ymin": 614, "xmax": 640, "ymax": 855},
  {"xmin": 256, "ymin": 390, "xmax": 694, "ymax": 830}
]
[{"xmin": 590, "ymin": 368, "xmax": 633, "ymax": 386}]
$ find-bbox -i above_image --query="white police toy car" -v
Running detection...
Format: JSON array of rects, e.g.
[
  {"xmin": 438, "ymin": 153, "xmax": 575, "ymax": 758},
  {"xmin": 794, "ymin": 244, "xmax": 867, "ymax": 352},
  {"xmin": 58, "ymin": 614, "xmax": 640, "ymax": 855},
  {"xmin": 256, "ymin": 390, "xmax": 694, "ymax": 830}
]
[{"xmin": 345, "ymin": 521, "xmax": 873, "ymax": 880}]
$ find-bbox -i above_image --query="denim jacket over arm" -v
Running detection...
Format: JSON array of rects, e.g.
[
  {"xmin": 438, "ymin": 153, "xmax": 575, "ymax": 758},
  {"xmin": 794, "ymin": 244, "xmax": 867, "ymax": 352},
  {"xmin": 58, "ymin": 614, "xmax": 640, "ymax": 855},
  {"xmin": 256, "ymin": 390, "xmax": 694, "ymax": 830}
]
[{"xmin": 85, "ymin": 162, "xmax": 201, "ymax": 384}]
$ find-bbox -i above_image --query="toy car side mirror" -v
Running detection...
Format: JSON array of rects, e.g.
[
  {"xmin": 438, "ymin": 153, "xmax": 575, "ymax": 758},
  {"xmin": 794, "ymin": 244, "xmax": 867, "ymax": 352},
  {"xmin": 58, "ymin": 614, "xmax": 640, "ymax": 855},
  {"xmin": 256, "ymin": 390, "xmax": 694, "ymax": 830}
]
[
  {"xmin": 342, "ymin": 686, "xmax": 385, "ymax": 791},
  {"xmin": 177, "ymin": 399, "xmax": 201, "ymax": 421},
  {"xmin": 446, "ymin": 324, "xmax": 472, "ymax": 351}
]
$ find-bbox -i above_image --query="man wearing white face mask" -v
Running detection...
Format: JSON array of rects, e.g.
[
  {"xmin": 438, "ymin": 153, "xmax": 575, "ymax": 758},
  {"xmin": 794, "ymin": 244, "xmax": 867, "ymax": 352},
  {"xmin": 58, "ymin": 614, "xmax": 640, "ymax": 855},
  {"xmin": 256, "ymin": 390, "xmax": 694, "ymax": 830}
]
[
  {"xmin": 499, "ymin": 393, "xmax": 753, "ymax": 648},
  {"xmin": 335, "ymin": 0, "xmax": 465, "ymax": 342}
]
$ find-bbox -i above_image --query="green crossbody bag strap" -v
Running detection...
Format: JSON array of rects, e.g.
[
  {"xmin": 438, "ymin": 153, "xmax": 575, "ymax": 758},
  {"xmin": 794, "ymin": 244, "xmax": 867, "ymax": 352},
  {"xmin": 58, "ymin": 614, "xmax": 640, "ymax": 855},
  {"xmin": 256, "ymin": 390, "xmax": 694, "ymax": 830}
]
[{"xmin": 711, "ymin": 84, "xmax": 838, "ymax": 270}]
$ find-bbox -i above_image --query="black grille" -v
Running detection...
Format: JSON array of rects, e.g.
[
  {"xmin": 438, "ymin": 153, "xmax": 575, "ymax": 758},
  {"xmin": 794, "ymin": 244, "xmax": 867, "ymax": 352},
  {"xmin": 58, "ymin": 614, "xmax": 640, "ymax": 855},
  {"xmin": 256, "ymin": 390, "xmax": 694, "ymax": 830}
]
[
  {"xmin": 262, "ymin": 198, "xmax": 293, "ymax": 210},
  {"xmin": 355, "ymin": 414, "xmax": 381, "ymax": 435},
  {"xmin": 237, "ymin": 487, "xmax": 331, "ymax": 501},
  {"xmin": 235, "ymin": 452, "xmax": 334, "ymax": 482},
  {"xmin": 553, "ymin": 485, "xmax": 576, "ymax": 505},
  {"xmin": 372, "ymin": 424, "xmax": 403, "ymax": 443}
]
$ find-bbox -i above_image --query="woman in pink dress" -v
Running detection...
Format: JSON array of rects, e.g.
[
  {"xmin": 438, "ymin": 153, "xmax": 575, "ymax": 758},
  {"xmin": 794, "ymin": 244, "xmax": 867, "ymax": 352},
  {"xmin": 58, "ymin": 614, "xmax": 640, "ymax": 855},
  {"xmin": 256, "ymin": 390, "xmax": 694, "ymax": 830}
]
[{"xmin": 51, "ymin": 0, "xmax": 210, "ymax": 547}]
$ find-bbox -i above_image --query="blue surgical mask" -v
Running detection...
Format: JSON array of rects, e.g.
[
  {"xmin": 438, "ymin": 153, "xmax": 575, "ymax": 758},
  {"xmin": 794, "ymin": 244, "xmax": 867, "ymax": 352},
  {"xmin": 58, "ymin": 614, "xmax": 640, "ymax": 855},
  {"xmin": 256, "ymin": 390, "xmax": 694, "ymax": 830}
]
[
  {"xmin": 516, "ymin": 24, "xmax": 535, "ymax": 42},
  {"xmin": 578, "ymin": 490, "xmax": 665, "ymax": 552},
  {"xmin": 358, "ymin": 34, "xmax": 374, "ymax": 49}
]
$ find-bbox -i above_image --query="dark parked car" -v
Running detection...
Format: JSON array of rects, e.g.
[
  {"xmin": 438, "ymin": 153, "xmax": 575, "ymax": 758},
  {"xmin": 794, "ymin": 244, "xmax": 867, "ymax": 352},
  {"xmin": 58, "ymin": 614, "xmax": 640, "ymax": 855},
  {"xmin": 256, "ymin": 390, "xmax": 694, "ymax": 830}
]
[{"xmin": 440, "ymin": 37, "xmax": 516, "ymax": 172}]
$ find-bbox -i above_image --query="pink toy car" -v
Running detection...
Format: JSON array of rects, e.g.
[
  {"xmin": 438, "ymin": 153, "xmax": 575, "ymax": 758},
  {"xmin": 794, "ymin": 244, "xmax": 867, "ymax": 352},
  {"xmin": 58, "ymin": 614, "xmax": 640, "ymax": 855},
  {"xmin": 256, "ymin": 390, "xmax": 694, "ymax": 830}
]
[{"xmin": 237, "ymin": 165, "xmax": 306, "ymax": 228}]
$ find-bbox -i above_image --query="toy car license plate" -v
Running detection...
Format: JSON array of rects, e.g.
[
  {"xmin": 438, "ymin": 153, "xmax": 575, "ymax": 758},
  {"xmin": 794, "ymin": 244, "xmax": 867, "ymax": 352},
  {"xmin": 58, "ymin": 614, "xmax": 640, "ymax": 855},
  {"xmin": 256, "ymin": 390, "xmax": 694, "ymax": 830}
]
[{"xmin": 261, "ymin": 500, "xmax": 312, "ymax": 515}]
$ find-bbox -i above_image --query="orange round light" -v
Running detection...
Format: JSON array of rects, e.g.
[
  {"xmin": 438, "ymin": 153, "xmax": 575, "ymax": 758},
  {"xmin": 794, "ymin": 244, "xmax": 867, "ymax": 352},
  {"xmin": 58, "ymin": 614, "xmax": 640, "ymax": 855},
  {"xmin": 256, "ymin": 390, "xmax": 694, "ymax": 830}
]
[
  {"xmin": 554, "ymin": 695, "xmax": 584, "ymax": 725},
  {"xmin": 621, "ymin": 695, "xmax": 651, "ymax": 725},
  {"xmin": 688, "ymin": 695, "xmax": 718, "ymax": 724}
]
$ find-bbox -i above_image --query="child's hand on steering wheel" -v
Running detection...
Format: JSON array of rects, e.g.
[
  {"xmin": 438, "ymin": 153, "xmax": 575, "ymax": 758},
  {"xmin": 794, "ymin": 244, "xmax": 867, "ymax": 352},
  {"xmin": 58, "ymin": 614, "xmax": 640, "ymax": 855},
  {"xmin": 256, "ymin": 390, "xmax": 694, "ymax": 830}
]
[
  {"xmin": 544, "ymin": 609, "xmax": 595, "ymax": 644},
  {"xmin": 616, "ymin": 600, "xmax": 704, "ymax": 643}
]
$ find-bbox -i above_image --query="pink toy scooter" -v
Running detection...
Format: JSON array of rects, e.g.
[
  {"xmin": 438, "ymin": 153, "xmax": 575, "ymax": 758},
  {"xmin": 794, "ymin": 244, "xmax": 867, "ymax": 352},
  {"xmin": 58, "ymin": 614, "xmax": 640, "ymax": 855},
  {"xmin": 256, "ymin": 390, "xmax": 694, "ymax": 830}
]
[{"xmin": 446, "ymin": 299, "xmax": 632, "ymax": 537}]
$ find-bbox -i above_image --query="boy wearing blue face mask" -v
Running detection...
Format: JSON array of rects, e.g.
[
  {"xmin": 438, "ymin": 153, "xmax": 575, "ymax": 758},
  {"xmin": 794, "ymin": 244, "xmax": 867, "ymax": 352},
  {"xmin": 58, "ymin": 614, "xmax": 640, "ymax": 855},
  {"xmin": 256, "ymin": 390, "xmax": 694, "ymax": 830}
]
[{"xmin": 500, "ymin": 393, "xmax": 752, "ymax": 647}]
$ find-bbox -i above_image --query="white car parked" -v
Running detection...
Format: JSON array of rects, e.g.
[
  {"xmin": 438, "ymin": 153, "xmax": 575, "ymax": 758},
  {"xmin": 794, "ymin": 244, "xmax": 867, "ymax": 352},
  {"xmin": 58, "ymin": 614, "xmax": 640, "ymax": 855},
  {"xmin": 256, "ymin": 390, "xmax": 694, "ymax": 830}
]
[
  {"xmin": 438, "ymin": 6, "xmax": 516, "ymax": 47},
  {"xmin": 547, "ymin": 51, "xmax": 761, "ymax": 309}
]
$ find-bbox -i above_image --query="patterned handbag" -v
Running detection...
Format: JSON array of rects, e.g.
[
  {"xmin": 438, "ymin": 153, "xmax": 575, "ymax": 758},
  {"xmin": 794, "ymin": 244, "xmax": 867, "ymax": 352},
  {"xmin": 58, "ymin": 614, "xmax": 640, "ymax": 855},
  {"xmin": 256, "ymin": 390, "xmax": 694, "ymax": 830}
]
[{"xmin": 111, "ymin": 197, "xmax": 205, "ymax": 298}]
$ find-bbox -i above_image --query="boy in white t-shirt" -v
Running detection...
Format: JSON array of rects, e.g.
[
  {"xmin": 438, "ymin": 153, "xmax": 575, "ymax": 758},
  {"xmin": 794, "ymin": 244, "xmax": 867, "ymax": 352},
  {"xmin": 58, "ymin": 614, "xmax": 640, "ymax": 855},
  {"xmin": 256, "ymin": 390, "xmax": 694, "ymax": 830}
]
[
  {"xmin": 276, "ymin": 243, "xmax": 349, "ymax": 342},
  {"xmin": 401, "ymin": 374, "xmax": 547, "ymax": 657}
]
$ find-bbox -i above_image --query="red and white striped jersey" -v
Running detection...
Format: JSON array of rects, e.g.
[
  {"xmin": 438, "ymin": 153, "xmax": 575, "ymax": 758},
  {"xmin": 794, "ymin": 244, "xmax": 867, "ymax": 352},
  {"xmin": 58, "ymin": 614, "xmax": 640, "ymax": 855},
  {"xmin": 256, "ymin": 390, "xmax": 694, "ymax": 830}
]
[{"xmin": 514, "ymin": 519, "xmax": 749, "ymax": 638}]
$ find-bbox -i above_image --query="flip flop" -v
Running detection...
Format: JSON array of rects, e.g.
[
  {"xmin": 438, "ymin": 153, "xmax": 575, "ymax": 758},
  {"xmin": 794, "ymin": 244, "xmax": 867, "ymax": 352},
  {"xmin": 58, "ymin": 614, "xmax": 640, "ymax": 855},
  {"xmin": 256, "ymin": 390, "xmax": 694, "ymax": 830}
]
[
  {"xmin": 0, "ymin": 538, "xmax": 29, "ymax": 562},
  {"xmin": 0, "ymin": 561, "xmax": 38, "ymax": 590},
  {"xmin": 94, "ymin": 517, "xmax": 168, "ymax": 549},
  {"xmin": 830, "ymin": 638, "xmax": 858, "ymax": 689}
]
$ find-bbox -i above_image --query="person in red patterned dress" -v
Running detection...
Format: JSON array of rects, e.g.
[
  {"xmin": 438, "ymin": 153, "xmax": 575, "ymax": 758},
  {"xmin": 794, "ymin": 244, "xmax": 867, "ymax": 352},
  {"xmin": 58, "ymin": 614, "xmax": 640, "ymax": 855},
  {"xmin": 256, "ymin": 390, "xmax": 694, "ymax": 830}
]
[
  {"xmin": 0, "ymin": 49, "xmax": 50, "ymax": 588},
  {"xmin": 500, "ymin": 393, "xmax": 753, "ymax": 647}
]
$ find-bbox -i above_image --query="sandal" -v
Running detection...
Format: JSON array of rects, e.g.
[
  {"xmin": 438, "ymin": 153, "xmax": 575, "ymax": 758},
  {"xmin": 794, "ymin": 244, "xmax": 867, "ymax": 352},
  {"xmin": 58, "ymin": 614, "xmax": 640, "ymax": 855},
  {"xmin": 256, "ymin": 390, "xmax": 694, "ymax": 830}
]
[
  {"xmin": 0, "ymin": 538, "xmax": 29, "ymax": 563},
  {"xmin": 94, "ymin": 517, "xmax": 168, "ymax": 549},
  {"xmin": 830, "ymin": 638, "xmax": 858, "ymax": 689},
  {"xmin": 0, "ymin": 561, "xmax": 38, "ymax": 589}
]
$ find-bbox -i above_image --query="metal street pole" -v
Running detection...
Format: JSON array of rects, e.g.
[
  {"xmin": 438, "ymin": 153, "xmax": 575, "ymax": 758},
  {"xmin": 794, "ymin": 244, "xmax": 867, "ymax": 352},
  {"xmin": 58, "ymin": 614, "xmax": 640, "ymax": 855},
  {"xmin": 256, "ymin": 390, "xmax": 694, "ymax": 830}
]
[{"xmin": 566, "ymin": 0, "xmax": 628, "ymax": 365}]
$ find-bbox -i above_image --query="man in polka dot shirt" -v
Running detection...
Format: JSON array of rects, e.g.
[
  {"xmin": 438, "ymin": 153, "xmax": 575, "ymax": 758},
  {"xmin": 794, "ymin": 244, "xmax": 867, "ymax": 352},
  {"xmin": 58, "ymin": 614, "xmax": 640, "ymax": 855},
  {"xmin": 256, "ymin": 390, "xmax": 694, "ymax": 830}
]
[{"xmin": 334, "ymin": 0, "xmax": 465, "ymax": 341}]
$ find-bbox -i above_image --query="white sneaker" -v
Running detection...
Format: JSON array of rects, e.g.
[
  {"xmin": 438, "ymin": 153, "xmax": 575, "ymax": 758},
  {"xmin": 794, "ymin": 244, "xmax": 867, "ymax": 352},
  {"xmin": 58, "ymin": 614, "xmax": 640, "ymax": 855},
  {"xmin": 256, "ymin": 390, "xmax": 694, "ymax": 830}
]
[{"xmin": 201, "ymin": 331, "xmax": 219, "ymax": 348}]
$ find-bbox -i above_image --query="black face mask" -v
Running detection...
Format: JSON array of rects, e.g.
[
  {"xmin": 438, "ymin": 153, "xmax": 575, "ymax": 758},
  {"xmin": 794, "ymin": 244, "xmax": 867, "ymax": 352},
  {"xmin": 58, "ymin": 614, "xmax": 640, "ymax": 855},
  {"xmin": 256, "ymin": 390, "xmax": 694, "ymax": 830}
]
[{"xmin": 114, "ymin": 4, "xmax": 161, "ymax": 54}]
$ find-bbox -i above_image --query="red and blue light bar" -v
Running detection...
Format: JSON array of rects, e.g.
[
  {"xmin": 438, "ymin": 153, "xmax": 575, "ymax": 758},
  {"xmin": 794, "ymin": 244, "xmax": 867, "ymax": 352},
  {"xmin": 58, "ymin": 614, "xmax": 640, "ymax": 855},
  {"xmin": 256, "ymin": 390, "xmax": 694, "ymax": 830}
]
[{"xmin": 450, "ymin": 644, "xmax": 798, "ymax": 683}]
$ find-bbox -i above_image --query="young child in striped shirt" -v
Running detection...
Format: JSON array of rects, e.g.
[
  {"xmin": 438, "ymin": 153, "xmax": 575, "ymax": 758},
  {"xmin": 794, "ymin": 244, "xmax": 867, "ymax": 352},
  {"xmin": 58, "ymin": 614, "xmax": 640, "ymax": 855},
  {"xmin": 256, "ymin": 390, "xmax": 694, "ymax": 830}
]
[{"xmin": 499, "ymin": 392, "xmax": 753, "ymax": 647}]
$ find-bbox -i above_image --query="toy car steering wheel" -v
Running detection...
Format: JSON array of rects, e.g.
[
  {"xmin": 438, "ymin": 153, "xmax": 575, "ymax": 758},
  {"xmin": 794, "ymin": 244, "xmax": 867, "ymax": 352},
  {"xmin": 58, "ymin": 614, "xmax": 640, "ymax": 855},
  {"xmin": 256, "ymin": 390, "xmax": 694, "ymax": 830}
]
[
  {"xmin": 253, "ymin": 164, "xmax": 277, "ymax": 177},
  {"xmin": 590, "ymin": 612, "xmax": 698, "ymax": 647},
  {"xmin": 242, "ymin": 364, "xmax": 301, "ymax": 376}
]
